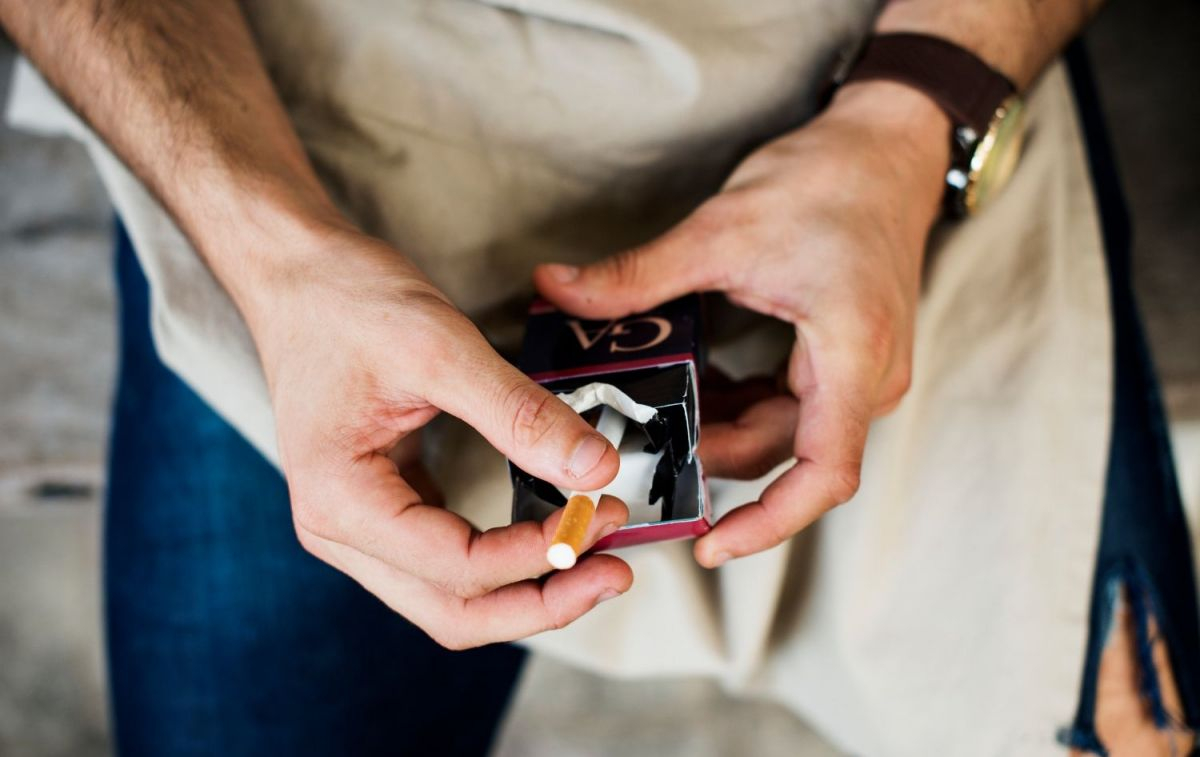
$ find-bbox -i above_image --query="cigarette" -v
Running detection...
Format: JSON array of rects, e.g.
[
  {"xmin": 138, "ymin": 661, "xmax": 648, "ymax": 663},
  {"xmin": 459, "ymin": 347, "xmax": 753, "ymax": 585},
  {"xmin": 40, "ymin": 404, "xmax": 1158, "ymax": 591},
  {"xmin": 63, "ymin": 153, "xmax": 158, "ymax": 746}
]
[{"xmin": 546, "ymin": 405, "xmax": 626, "ymax": 570}]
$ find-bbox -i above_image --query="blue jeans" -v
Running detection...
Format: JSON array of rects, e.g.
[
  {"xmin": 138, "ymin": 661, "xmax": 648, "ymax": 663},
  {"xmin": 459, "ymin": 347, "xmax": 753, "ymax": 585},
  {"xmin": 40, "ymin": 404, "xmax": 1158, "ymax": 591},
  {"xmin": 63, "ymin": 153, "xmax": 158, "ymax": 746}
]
[{"xmin": 103, "ymin": 44, "xmax": 1199, "ymax": 756}]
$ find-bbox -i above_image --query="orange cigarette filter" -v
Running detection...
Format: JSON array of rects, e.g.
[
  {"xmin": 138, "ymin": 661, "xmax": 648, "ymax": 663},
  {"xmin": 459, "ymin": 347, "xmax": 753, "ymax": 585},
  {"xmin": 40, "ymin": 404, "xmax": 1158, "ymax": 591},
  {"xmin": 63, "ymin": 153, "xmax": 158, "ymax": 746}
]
[
  {"xmin": 544, "ymin": 404, "xmax": 626, "ymax": 570},
  {"xmin": 546, "ymin": 494, "xmax": 596, "ymax": 570}
]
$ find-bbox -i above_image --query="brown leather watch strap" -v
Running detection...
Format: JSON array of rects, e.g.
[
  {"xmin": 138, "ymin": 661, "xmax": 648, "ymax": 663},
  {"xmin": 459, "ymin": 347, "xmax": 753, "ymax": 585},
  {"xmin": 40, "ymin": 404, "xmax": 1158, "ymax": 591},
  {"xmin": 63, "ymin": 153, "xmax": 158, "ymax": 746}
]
[{"xmin": 843, "ymin": 33, "xmax": 1015, "ymax": 134}]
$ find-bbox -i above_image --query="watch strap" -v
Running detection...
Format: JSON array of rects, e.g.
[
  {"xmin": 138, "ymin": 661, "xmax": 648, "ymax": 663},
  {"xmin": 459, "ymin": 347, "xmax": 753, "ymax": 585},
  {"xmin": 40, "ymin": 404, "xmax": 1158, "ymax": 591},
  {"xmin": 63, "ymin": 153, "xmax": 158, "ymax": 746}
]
[{"xmin": 842, "ymin": 33, "xmax": 1015, "ymax": 134}]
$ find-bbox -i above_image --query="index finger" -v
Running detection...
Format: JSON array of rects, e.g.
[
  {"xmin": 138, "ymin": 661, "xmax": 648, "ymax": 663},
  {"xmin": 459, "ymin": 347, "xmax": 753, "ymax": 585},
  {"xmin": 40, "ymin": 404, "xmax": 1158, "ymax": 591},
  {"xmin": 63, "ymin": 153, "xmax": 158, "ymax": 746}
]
[
  {"xmin": 293, "ymin": 454, "xmax": 630, "ymax": 598},
  {"xmin": 304, "ymin": 528, "xmax": 634, "ymax": 649},
  {"xmin": 693, "ymin": 333, "xmax": 877, "ymax": 567}
]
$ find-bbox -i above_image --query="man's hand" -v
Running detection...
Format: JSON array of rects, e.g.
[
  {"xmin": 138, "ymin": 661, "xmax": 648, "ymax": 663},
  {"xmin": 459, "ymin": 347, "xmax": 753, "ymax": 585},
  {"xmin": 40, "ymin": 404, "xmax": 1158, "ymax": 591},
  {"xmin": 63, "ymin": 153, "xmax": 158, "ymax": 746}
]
[
  {"xmin": 246, "ymin": 226, "xmax": 632, "ymax": 649},
  {"xmin": 534, "ymin": 82, "xmax": 950, "ymax": 568},
  {"xmin": 0, "ymin": 0, "xmax": 635, "ymax": 649}
]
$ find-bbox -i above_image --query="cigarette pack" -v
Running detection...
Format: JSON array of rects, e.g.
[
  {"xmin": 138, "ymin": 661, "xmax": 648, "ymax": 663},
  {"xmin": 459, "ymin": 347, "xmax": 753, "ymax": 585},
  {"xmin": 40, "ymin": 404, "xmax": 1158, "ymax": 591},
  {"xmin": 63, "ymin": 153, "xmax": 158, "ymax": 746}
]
[{"xmin": 510, "ymin": 295, "xmax": 711, "ymax": 552}]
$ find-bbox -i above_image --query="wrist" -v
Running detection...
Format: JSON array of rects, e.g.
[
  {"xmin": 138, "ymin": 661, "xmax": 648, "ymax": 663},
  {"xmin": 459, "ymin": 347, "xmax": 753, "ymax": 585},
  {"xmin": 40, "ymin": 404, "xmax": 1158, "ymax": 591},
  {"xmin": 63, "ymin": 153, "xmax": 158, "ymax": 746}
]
[
  {"xmin": 180, "ymin": 168, "xmax": 358, "ymax": 327},
  {"xmin": 186, "ymin": 172, "xmax": 442, "ymax": 387},
  {"xmin": 822, "ymin": 79, "xmax": 951, "ymax": 230}
]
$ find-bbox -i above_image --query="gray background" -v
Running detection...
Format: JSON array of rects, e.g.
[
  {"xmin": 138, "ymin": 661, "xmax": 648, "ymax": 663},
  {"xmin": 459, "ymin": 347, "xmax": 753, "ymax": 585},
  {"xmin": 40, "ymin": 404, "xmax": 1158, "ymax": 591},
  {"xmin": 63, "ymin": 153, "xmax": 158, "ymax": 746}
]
[{"xmin": 1, "ymin": 2, "xmax": 1197, "ymax": 754}]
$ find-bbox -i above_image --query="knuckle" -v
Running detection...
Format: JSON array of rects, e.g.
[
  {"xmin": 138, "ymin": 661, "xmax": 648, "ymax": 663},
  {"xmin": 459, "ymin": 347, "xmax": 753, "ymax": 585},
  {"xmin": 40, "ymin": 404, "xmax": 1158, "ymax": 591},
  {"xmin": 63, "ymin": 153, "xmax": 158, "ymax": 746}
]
[
  {"xmin": 398, "ymin": 284, "xmax": 462, "ymax": 324},
  {"xmin": 397, "ymin": 291, "xmax": 476, "ymax": 379},
  {"xmin": 426, "ymin": 606, "xmax": 478, "ymax": 650},
  {"xmin": 826, "ymin": 463, "xmax": 863, "ymax": 505},
  {"xmin": 447, "ymin": 533, "xmax": 493, "ymax": 599},
  {"xmin": 886, "ymin": 362, "xmax": 913, "ymax": 404},
  {"xmin": 543, "ymin": 601, "xmax": 573, "ymax": 633},
  {"xmin": 534, "ymin": 589, "xmax": 575, "ymax": 634},
  {"xmin": 690, "ymin": 198, "xmax": 735, "ymax": 234},
  {"xmin": 292, "ymin": 519, "xmax": 321, "ymax": 555},
  {"xmin": 688, "ymin": 199, "xmax": 747, "ymax": 254},
  {"xmin": 505, "ymin": 382, "xmax": 558, "ymax": 449},
  {"xmin": 441, "ymin": 573, "xmax": 488, "ymax": 601},
  {"xmin": 893, "ymin": 361, "xmax": 913, "ymax": 397},
  {"xmin": 761, "ymin": 507, "xmax": 794, "ymax": 548},
  {"xmin": 873, "ymin": 360, "xmax": 913, "ymax": 417},
  {"xmin": 291, "ymin": 495, "xmax": 336, "ymax": 540},
  {"xmin": 857, "ymin": 306, "xmax": 896, "ymax": 364},
  {"xmin": 430, "ymin": 627, "xmax": 474, "ymax": 651},
  {"xmin": 393, "ymin": 287, "xmax": 461, "ymax": 341},
  {"xmin": 602, "ymin": 249, "xmax": 642, "ymax": 287}
]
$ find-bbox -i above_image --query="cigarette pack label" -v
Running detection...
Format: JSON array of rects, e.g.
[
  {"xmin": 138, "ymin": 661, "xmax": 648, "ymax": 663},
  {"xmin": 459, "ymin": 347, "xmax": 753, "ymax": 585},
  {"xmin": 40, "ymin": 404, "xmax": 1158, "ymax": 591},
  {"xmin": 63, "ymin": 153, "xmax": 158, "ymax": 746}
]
[{"xmin": 519, "ymin": 296, "xmax": 701, "ymax": 381}]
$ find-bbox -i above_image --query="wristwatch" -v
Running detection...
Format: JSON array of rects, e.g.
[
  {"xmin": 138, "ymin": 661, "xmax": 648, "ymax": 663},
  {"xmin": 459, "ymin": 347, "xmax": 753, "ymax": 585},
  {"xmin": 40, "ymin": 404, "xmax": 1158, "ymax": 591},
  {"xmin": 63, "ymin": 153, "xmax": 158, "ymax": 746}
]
[{"xmin": 835, "ymin": 32, "xmax": 1026, "ymax": 217}]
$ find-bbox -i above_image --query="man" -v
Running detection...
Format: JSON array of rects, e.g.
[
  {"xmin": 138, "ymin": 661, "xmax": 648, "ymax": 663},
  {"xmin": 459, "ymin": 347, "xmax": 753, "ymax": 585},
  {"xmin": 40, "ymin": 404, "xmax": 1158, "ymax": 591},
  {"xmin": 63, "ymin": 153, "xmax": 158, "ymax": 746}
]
[{"xmin": 3, "ymin": 0, "xmax": 1196, "ymax": 754}]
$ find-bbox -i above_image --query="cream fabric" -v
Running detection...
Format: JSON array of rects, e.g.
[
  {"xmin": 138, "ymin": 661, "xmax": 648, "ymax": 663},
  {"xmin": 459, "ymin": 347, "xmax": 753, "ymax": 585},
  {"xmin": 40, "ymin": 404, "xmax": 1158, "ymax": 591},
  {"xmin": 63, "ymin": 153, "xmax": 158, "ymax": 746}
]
[{"xmin": 7, "ymin": 1, "xmax": 1111, "ymax": 752}]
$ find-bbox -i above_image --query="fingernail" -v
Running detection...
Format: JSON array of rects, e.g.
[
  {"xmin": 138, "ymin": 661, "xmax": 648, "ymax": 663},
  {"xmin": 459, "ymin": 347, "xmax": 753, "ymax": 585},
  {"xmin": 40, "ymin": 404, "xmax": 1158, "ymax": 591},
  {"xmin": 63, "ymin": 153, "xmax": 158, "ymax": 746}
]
[
  {"xmin": 568, "ymin": 434, "xmax": 609, "ymax": 479},
  {"xmin": 595, "ymin": 588, "xmax": 622, "ymax": 604},
  {"xmin": 710, "ymin": 551, "xmax": 732, "ymax": 568},
  {"xmin": 546, "ymin": 263, "xmax": 580, "ymax": 284},
  {"xmin": 598, "ymin": 522, "xmax": 620, "ymax": 540}
]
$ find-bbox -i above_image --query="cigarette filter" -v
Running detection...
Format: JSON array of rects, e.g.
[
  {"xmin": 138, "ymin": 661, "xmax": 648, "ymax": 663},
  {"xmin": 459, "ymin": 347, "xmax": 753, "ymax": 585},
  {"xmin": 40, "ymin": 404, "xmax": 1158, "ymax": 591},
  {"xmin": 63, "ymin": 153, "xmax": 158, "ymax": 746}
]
[{"xmin": 546, "ymin": 404, "xmax": 626, "ymax": 570}]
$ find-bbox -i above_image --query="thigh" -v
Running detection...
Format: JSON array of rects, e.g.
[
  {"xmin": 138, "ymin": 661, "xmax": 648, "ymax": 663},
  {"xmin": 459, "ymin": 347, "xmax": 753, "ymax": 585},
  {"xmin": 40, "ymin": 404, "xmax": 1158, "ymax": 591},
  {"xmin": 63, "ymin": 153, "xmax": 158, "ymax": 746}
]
[{"xmin": 104, "ymin": 225, "xmax": 526, "ymax": 757}]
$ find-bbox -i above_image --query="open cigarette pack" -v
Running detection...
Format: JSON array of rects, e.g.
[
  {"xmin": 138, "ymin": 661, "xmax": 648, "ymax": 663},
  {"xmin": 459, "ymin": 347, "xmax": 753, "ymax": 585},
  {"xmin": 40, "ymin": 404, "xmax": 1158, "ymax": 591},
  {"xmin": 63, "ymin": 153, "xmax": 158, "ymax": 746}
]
[{"xmin": 509, "ymin": 295, "xmax": 711, "ymax": 553}]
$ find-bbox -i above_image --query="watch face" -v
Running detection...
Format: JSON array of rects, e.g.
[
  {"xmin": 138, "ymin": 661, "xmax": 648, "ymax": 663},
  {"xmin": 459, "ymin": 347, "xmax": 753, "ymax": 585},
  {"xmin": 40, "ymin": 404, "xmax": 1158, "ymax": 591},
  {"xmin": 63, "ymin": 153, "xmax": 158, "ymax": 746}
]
[{"xmin": 965, "ymin": 95, "xmax": 1026, "ymax": 213}]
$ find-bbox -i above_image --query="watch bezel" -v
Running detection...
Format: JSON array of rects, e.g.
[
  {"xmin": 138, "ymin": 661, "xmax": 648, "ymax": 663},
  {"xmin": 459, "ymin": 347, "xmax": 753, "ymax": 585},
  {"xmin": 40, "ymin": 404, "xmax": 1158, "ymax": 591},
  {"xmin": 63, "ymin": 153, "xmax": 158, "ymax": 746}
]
[{"xmin": 946, "ymin": 94, "xmax": 1026, "ymax": 216}]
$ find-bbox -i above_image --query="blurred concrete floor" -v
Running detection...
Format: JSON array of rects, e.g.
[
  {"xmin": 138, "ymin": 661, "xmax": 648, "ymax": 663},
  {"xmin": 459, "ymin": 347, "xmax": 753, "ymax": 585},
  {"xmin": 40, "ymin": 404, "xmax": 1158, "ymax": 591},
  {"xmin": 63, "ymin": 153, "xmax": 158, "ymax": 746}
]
[{"xmin": 0, "ymin": 3, "xmax": 1197, "ymax": 755}]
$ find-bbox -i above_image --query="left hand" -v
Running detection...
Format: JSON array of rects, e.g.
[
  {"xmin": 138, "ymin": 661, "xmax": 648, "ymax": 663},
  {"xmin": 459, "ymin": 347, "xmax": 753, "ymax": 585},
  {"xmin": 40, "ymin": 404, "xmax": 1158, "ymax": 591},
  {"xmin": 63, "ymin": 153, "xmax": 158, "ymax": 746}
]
[{"xmin": 534, "ymin": 81, "xmax": 950, "ymax": 568}]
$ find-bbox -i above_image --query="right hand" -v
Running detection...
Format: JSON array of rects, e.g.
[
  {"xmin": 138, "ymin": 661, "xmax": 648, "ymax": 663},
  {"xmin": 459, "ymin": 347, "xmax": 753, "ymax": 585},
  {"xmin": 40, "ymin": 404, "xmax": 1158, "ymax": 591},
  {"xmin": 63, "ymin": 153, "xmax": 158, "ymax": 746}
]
[{"xmin": 239, "ymin": 225, "xmax": 633, "ymax": 650}]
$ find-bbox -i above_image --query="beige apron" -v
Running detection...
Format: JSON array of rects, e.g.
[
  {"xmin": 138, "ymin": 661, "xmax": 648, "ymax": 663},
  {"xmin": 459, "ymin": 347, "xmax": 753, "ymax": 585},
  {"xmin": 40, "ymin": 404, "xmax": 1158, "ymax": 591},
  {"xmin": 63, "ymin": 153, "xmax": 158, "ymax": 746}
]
[{"xmin": 8, "ymin": 1, "xmax": 1111, "ymax": 752}]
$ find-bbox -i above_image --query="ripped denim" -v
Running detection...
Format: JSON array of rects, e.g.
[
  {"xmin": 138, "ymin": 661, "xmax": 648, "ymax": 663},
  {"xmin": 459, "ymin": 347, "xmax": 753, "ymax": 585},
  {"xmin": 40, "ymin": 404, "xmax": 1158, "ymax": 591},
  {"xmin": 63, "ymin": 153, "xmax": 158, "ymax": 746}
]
[{"xmin": 1057, "ymin": 41, "xmax": 1200, "ymax": 756}]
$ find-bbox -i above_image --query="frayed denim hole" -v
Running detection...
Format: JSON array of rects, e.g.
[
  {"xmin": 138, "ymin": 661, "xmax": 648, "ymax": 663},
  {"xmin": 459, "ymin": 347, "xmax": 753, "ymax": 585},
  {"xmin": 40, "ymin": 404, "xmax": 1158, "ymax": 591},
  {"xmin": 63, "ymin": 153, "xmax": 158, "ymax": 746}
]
[
  {"xmin": 1125, "ymin": 564, "xmax": 1198, "ymax": 749},
  {"xmin": 1126, "ymin": 567, "xmax": 1173, "ymax": 730},
  {"xmin": 1063, "ymin": 562, "xmax": 1196, "ymax": 754},
  {"xmin": 1057, "ymin": 566, "xmax": 1127, "ymax": 756}
]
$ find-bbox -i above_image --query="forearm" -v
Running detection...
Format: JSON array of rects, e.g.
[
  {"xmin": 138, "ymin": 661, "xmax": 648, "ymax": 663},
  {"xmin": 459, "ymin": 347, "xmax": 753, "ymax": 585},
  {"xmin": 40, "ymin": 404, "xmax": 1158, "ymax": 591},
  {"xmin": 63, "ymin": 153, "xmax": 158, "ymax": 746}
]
[
  {"xmin": 0, "ymin": 0, "xmax": 343, "ymax": 323},
  {"xmin": 876, "ymin": 0, "xmax": 1104, "ymax": 89}
]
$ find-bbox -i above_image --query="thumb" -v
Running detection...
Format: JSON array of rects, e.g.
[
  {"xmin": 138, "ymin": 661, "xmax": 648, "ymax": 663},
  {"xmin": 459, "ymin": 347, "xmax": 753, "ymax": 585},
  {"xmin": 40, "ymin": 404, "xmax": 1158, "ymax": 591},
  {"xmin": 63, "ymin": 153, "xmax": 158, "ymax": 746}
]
[
  {"xmin": 534, "ymin": 221, "xmax": 718, "ymax": 319},
  {"xmin": 428, "ymin": 332, "xmax": 620, "ymax": 493}
]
